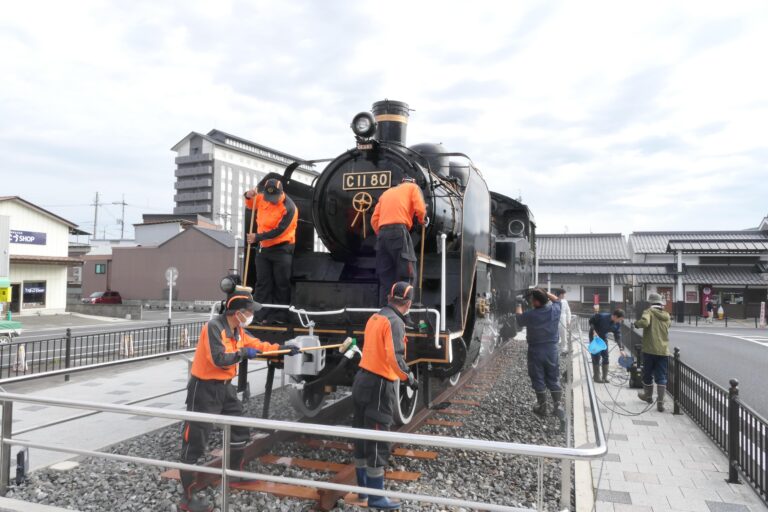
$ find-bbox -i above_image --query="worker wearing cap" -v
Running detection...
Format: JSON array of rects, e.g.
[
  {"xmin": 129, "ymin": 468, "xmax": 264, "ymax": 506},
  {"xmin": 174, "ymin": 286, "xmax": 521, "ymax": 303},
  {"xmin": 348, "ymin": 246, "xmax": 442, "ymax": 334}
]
[
  {"xmin": 371, "ymin": 177, "xmax": 427, "ymax": 306},
  {"xmin": 352, "ymin": 281, "xmax": 417, "ymax": 510},
  {"xmin": 178, "ymin": 290, "xmax": 298, "ymax": 512},
  {"xmin": 244, "ymin": 178, "xmax": 299, "ymax": 324}
]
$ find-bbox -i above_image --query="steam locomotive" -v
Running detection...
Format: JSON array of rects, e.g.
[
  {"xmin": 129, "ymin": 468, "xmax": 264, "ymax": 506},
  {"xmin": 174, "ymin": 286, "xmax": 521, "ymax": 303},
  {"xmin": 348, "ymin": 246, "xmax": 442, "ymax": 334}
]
[{"xmin": 244, "ymin": 100, "xmax": 536, "ymax": 424}]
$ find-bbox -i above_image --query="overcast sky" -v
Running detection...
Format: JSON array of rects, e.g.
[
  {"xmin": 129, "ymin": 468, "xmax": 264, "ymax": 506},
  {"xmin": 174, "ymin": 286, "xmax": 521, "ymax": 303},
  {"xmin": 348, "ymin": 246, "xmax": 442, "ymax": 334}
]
[{"xmin": 1, "ymin": 1, "xmax": 766, "ymax": 239}]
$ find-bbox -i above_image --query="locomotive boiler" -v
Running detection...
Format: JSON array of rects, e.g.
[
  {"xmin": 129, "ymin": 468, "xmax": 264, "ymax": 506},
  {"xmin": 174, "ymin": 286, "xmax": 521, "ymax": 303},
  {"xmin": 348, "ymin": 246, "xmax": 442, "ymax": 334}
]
[{"xmin": 244, "ymin": 100, "xmax": 536, "ymax": 424}]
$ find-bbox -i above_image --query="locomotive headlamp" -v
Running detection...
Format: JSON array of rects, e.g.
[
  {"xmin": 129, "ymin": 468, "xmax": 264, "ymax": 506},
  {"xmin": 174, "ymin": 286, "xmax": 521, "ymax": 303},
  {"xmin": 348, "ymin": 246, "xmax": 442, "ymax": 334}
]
[
  {"xmin": 220, "ymin": 275, "xmax": 238, "ymax": 294},
  {"xmin": 351, "ymin": 112, "xmax": 377, "ymax": 138}
]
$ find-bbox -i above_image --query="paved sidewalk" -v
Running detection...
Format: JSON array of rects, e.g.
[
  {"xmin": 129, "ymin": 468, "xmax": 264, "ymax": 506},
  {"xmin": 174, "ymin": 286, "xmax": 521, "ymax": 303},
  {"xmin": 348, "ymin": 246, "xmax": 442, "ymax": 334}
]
[
  {"xmin": 2, "ymin": 355, "xmax": 280, "ymax": 473},
  {"xmin": 581, "ymin": 354, "xmax": 767, "ymax": 512}
]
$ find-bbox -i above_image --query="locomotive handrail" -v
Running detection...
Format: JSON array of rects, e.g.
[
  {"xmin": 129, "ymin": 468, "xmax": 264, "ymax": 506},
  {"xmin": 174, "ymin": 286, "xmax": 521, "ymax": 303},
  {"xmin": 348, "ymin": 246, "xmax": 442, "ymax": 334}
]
[{"xmin": 257, "ymin": 304, "xmax": 443, "ymax": 349}]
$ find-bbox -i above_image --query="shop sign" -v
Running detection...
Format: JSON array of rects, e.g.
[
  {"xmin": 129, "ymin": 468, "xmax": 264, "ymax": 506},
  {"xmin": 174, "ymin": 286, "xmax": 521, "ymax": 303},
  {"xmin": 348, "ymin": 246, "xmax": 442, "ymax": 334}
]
[
  {"xmin": 0, "ymin": 287, "xmax": 10, "ymax": 302},
  {"xmin": 686, "ymin": 291, "xmax": 698, "ymax": 303},
  {"xmin": 23, "ymin": 285, "xmax": 45, "ymax": 294},
  {"xmin": 10, "ymin": 230, "xmax": 47, "ymax": 245}
]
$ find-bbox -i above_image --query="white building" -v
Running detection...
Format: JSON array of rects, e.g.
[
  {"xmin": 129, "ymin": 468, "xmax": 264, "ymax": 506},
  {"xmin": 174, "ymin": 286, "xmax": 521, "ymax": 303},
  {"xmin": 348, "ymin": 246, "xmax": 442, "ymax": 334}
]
[
  {"xmin": 171, "ymin": 129, "xmax": 318, "ymax": 236},
  {"xmin": 0, "ymin": 197, "xmax": 86, "ymax": 316}
]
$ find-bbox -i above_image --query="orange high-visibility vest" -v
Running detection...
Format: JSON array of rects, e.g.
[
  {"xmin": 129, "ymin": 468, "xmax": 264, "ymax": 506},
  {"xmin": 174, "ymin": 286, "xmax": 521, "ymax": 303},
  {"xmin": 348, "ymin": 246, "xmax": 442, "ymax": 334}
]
[
  {"xmin": 359, "ymin": 309, "xmax": 409, "ymax": 382},
  {"xmin": 245, "ymin": 193, "xmax": 299, "ymax": 248},
  {"xmin": 371, "ymin": 182, "xmax": 426, "ymax": 234}
]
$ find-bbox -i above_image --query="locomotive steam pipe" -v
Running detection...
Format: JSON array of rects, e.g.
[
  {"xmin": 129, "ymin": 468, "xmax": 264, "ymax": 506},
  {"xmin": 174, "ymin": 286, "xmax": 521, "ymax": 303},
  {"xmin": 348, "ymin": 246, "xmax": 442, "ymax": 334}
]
[{"xmin": 440, "ymin": 232, "xmax": 447, "ymax": 331}]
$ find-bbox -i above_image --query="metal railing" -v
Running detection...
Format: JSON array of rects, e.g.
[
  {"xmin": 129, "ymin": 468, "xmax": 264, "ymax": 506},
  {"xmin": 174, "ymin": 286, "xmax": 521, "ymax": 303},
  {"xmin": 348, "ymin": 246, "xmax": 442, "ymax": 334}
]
[
  {"xmin": 0, "ymin": 330, "xmax": 608, "ymax": 511},
  {"xmin": 0, "ymin": 320, "xmax": 205, "ymax": 380}
]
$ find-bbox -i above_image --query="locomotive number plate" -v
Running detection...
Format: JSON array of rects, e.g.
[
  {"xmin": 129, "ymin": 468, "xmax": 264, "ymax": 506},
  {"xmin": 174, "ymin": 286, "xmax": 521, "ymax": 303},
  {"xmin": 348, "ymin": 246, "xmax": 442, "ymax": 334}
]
[{"xmin": 342, "ymin": 170, "xmax": 391, "ymax": 190}]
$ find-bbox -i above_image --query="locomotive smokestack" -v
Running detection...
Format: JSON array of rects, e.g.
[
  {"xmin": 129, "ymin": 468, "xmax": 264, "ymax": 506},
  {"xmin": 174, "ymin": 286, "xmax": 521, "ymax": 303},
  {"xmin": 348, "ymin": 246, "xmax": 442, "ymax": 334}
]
[{"xmin": 372, "ymin": 100, "xmax": 409, "ymax": 145}]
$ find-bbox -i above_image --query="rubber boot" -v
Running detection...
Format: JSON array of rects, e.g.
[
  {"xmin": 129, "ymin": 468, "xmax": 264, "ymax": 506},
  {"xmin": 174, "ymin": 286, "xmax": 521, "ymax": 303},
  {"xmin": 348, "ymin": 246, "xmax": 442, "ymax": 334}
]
[
  {"xmin": 355, "ymin": 467, "xmax": 368, "ymax": 501},
  {"xmin": 532, "ymin": 391, "xmax": 548, "ymax": 417},
  {"xmin": 366, "ymin": 475, "xmax": 401, "ymax": 510},
  {"xmin": 656, "ymin": 385, "xmax": 666, "ymax": 412},
  {"xmin": 592, "ymin": 362, "xmax": 603, "ymax": 383},
  {"xmin": 637, "ymin": 384, "xmax": 653, "ymax": 404},
  {"xmin": 227, "ymin": 447, "xmax": 247, "ymax": 483},
  {"xmin": 601, "ymin": 364, "xmax": 610, "ymax": 383},
  {"xmin": 550, "ymin": 389, "xmax": 566, "ymax": 431},
  {"xmin": 179, "ymin": 471, "xmax": 212, "ymax": 512}
]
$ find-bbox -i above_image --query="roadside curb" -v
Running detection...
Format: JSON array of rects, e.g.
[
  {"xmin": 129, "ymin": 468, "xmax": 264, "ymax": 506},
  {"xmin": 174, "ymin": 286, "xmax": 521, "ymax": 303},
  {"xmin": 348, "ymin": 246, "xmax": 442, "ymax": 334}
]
[{"xmin": 572, "ymin": 349, "xmax": 596, "ymax": 512}]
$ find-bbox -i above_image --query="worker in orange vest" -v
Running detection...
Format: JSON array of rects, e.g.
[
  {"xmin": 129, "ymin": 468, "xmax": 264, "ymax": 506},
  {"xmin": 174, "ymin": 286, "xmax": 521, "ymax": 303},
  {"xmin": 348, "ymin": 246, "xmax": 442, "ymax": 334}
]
[
  {"xmin": 178, "ymin": 289, "xmax": 298, "ymax": 512},
  {"xmin": 352, "ymin": 281, "xmax": 417, "ymax": 510},
  {"xmin": 371, "ymin": 177, "xmax": 427, "ymax": 306},
  {"xmin": 244, "ymin": 178, "xmax": 299, "ymax": 324}
]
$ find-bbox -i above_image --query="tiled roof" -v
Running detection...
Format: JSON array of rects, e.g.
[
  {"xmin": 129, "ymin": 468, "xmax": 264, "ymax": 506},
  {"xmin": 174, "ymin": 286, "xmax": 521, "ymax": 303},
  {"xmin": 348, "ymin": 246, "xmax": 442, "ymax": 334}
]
[
  {"xmin": 539, "ymin": 274, "xmax": 629, "ymax": 285},
  {"xmin": 667, "ymin": 239, "xmax": 768, "ymax": 253},
  {"xmin": 635, "ymin": 274, "xmax": 676, "ymax": 284},
  {"xmin": 684, "ymin": 266, "xmax": 767, "ymax": 286},
  {"xmin": 630, "ymin": 231, "xmax": 768, "ymax": 254},
  {"xmin": 539, "ymin": 264, "xmax": 667, "ymax": 275},
  {"xmin": 537, "ymin": 234, "xmax": 629, "ymax": 261}
]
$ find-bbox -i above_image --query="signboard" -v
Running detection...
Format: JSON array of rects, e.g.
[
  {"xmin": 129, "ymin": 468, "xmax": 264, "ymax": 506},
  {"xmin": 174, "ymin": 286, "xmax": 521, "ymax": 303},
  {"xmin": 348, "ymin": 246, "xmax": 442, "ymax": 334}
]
[
  {"xmin": 165, "ymin": 266, "xmax": 179, "ymax": 285},
  {"xmin": 686, "ymin": 291, "xmax": 698, "ymax": 303},
  {"xmin": 10, "ymin": 230, "xmax": 47, "ymax": 245},
  {"xmin": 701, "ymin": 286, "xmax": 712, "ymax": 316},
  {"xmin": 0, "ymin": 288, "xmax": 10, "ymax": 302},
  {"xmin": 342, "ymin": 170, "xmax": 391, "ymax": 190},
  {"xmin": 23, "ymin": 285, "xmax": 45, "ymax": 294}
]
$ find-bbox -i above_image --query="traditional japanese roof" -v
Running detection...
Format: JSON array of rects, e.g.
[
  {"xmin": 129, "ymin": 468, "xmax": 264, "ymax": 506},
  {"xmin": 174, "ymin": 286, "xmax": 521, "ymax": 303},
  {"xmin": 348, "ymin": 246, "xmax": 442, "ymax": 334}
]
[
  {"xmin": 538, "ymin": 264, "xmax": 668, "ymax": 275},
  {"xmin": 630, "ymin": 231, "xmax": 768, "ymax": 254},
  {"xmin": 666, "ymin": 239, "xmax": 768, "ymax": 254},
  {"xmin": 537, "ymin": 234, "xmax": 629, "ymax": 261},
  {"xmin": 683, "ymin": 266, "xmax": 767, "ymax": 286},
  {"xmin": 539, "ymin": 274, "xmax": 630, "ymax": 285}
]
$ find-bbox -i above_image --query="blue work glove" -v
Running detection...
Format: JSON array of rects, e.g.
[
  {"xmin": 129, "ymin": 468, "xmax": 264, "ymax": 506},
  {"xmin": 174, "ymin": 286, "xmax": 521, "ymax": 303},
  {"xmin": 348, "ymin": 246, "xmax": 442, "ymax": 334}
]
[
  {"xmin": 240, "ymin": 347, "xmax": 260, "ymax": 359},
  {"xmin": 278, "ymin": 344, "xmax": 301, "ymax": 356}
]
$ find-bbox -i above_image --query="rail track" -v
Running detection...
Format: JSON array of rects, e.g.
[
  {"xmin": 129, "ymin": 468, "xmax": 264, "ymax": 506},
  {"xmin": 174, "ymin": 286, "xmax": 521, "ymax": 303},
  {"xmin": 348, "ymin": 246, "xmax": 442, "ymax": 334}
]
[{"xmin": 160, "ymin": 349, "xmax": 509, "ymax": 511}]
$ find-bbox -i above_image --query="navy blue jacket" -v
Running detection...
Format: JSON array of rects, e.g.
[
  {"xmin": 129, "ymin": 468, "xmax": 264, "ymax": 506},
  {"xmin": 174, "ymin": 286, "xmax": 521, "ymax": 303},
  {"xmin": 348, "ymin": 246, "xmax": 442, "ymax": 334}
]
[
  {"xmin": 516, "ymin": 301, "xmax": 562, "ymax": 346},
  {"xmin": 589, "ymin": 312, "xmax": 623, "ymax": 349}
]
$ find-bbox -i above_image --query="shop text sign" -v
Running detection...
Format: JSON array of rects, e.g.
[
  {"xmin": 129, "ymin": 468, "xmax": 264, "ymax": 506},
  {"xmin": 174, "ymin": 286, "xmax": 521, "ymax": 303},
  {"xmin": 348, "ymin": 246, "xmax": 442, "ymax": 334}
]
[{"xmin": 9, "ymin": 230, "xmax": 47, "ymax": 245}]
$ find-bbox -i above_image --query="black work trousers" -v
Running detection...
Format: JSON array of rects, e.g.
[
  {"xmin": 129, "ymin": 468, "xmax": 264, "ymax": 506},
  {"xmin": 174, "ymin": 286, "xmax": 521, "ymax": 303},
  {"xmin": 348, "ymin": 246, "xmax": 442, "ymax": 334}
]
[
  {"xmin": 253, "ymin": 244, "xmax": 293, "ymax": 322},
  {"xmin": 375, "ymin": 224, "xmax": 416, "ymax": 306},
  {"xmin": 180, "ymin": 376, "xmax": 250, "ymax": 464},
  {"xmin": 352, "ymin": 370, "xmax": 395, "ymax": 472}
]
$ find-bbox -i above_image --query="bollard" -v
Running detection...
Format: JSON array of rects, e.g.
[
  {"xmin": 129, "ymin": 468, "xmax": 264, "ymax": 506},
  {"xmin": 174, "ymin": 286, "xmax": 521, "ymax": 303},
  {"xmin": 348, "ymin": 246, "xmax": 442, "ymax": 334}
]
[
  {"xmin": 64, "ymin": 328, "xmax": 72, "ymax": 382},
  {"xmin": 725, "ymin": 315, "xmax": 728, "ymax": 328},
  {"xmin": 673, "ymin": 348, "xmax": 681, "ymax": 415},
  {"xmin": 727, "ymin": 379, "xmax": 741, "ymax": 484},
  {"xmin": 695, "ymin": 316, "xmax": 698, "ymax": 327},
  {"xmin": 0, "ymin": 401, "xmax": 12, "ymax": 495}
]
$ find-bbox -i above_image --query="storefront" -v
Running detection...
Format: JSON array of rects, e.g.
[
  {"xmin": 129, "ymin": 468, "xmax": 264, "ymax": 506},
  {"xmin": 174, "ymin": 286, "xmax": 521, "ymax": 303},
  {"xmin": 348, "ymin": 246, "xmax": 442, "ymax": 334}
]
[{"xmin": 0, "ymin": 197, "xmax": 85, "ymax": 316}]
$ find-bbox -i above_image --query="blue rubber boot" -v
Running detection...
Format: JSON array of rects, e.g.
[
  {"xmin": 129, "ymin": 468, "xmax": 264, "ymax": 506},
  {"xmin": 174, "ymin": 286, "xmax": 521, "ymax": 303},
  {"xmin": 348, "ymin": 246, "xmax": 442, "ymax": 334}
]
[
  {"xmin": 366, "ymin": 475, "xmax": 401, "ymax": 510},
  {"xmin": 355, "ymin": 467, "xmax": 368, "ymax": 500}
]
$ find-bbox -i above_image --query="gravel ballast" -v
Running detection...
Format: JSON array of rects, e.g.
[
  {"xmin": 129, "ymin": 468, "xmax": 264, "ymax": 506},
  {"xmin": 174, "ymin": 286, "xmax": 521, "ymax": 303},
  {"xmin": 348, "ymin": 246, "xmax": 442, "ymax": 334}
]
[{"xmin": 6, "ymin": 337, "xmax": 571, "ymax": 511}]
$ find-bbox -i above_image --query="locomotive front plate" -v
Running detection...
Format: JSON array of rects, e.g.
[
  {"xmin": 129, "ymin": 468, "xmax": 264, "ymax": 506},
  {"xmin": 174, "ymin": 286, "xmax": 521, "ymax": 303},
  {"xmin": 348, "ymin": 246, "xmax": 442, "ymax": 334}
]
[{"xmin": 342, "ymin": 170, "xmax": 391, "ymax": 190}]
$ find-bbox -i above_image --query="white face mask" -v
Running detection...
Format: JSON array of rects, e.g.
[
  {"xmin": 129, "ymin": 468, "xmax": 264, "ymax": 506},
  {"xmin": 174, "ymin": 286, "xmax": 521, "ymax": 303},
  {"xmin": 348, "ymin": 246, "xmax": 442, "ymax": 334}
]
[{"xmin": 238, "ymin": 311, "xmax": 253, "ymax": 328}]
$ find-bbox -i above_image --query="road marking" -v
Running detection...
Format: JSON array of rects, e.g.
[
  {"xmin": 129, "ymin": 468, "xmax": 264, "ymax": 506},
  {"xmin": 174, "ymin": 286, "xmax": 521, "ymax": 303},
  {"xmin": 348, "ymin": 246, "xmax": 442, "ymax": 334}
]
[{"xmin": 676, "ymin": 330, "xmax": 768, "ymax": 347}]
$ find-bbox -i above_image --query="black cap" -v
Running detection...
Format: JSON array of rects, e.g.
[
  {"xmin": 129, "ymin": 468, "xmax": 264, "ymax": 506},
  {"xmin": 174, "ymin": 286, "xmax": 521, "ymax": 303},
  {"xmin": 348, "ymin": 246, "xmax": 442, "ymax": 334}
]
[
  {"xmin": 389, "ymin": 281, "xmax": 414, "ymax": 301},
  {"xmin": 225, "ymin": 290, "xmax": 261, "ymax": 312},
  {"xmin": 263, "ymin": 178, "xmax": 284, "ymax": 204}
]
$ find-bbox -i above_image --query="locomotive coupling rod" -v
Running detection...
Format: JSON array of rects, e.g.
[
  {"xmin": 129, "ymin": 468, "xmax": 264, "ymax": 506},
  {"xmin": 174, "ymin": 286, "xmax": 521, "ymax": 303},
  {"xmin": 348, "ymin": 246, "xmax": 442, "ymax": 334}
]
[{"xmin": 259, "ymin": 337, "xmax": 356, "ymax": 357}]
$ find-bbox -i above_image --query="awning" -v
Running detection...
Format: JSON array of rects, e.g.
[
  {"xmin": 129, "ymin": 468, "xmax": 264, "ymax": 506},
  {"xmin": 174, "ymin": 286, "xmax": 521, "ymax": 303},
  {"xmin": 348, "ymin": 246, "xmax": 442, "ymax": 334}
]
[
  {"xmin": 10, "ymin": 255, "xmax": 83, "ymax": 266},
  {"xmin": 684, "ymin": 266, "xmax": 767, "ymax": 286},
  {"xmin": 0, "ymin": 278, "xmax": 10, "ymax": 288},
  {"xmin": 538, "ymin": 264, "xmax": 668, "ymax": 275},
  {"xmin": 667, "ymin": 239, "xmax": 768, "ymax": 254}
]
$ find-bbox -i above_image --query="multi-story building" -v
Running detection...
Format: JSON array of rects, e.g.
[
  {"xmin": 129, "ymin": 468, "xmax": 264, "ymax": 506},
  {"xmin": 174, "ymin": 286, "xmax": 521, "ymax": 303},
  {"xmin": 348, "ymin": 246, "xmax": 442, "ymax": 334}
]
[{"xmin": 171, "ymin": 129, "xmax": 317, "ymax": 235}]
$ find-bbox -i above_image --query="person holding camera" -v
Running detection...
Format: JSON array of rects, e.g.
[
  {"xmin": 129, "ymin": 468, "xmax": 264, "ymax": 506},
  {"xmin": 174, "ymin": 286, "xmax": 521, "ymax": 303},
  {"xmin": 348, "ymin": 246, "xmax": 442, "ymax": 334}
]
[
  {"xmin": 515, "ymin": 289, "xmax": 563, "ymax": 418},
  {"xmin": 352, "ymin": 281, "xmax": 418, "ymax": 510}
]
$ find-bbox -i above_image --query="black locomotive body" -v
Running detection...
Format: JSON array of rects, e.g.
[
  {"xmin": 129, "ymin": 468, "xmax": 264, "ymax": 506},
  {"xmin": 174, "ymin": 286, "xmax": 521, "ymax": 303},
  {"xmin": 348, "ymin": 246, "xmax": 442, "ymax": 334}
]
[{"xmin": 245, "ymin": 100, "xmax": 536, "ymax": 423}]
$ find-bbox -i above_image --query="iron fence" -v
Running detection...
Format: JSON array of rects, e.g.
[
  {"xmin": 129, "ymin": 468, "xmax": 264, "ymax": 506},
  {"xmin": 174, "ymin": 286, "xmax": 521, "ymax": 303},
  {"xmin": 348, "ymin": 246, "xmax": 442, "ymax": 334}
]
[{"xmin": 0, "ymin": 320, "xmax": 205, "ymax": 380}]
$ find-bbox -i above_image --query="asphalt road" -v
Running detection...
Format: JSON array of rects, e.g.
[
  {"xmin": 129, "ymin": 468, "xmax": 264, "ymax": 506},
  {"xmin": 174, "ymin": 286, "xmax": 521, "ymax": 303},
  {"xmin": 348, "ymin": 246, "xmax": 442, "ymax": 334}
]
[{"xmin": 669, "ymin": 326, "xmax": 768, "ymax": 418}]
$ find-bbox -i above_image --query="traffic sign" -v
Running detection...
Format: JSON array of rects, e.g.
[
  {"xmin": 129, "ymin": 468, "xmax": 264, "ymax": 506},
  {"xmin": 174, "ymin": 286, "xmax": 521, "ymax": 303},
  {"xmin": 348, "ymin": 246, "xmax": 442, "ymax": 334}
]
[{"xmin": 165, "ymin": 266, "xmax": 179, "ymax": 285}]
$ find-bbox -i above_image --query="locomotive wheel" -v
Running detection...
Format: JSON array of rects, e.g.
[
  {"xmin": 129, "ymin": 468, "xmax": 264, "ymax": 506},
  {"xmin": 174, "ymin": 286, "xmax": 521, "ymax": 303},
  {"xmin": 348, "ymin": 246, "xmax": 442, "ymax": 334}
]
[
  {"xmin": 448, "ymin": 372, "xmax": 461, "ymax": 386},
  {"xmin": 288, "ymin": 376, "xmax": 327, "ymax": 418},
  {"xmin": 432, "ymin": 337, "xmax": 467, "ymax": 381},
  {"xmin": 393, "ymin": 365, "xmax": 419, "ymax": 425}
]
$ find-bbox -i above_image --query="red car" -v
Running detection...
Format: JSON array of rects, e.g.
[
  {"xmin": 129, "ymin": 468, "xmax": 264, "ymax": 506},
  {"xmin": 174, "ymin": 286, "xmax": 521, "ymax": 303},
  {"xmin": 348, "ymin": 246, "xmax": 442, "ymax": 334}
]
[{"xmin": 83, "ymin": 291, "xmax": 123, "ymax": 304}]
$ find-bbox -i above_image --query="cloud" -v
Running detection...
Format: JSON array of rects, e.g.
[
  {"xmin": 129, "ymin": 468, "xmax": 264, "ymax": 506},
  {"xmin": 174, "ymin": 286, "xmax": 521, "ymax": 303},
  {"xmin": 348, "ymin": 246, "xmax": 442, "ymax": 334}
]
[{"xmin": 0, "ymin": 0, "xmax": 766, "ymax": 239}]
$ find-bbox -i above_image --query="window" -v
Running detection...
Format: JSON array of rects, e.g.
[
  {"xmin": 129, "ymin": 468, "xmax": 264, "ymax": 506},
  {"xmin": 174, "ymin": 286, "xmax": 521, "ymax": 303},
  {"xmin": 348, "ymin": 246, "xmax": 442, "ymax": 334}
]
[
  {"xmin": 583, "ymin": 286, "xmax": 610, "ymax": 304},
  {"xmin": 95, "ymin": 263, "xmax": 106, "ymax": 274},
  {"xmin": 22, "ymin": 281, "xmax": 46, "ymax": 308}
]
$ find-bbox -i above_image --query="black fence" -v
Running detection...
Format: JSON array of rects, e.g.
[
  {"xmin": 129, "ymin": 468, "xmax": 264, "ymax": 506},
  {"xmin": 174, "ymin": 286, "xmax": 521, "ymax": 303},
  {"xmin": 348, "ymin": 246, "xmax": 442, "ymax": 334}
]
[
  {"xmin": 621, "ymin": 321, "xmax": 767, "ymax": 504},
  {"xmin": 0, "ymin": 320, "xmax": 206, "ymax": 380}
]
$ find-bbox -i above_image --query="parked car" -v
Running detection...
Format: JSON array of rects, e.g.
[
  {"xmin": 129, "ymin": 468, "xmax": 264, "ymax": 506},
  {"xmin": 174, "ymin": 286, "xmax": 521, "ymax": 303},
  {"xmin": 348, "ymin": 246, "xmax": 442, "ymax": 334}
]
[{"xmin": 83, "ymin": 291, "xmax": 122, "ymax": 304}]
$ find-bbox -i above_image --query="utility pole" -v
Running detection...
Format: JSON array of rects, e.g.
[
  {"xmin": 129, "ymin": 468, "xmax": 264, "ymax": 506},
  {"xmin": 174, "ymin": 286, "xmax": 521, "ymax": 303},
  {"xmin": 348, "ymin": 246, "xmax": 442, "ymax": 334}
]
[
  {"xmin": 112, "ymin": 195, "xmax": 127, "ymax": 240},
  {"xmin": 92, "ymin": 192, "xmax": 100, "ymax": 241}
]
